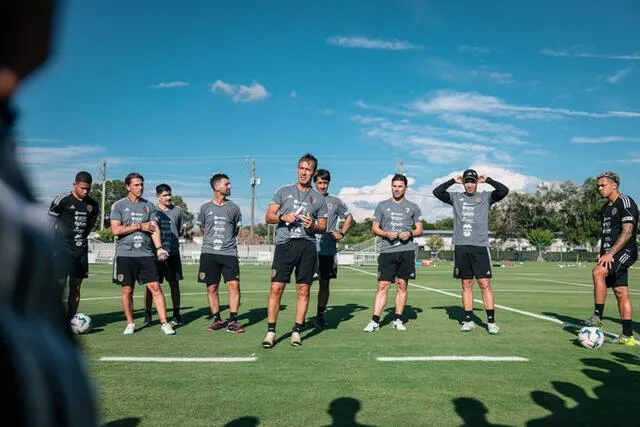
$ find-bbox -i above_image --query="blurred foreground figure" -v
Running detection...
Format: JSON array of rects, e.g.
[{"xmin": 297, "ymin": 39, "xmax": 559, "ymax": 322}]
[{"xmin": 0, "ymin": 0, "xmax": 100, "ymax": 425}]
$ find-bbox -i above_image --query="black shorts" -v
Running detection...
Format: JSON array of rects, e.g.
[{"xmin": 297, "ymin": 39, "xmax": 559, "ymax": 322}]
[
  {"xmin": 318, "ymin": 254, "xmax": 338, "ymax": 280},
  {"xmin": 454, "ymin": 245, "xmax": 492, "ymax": 279},
  {"xmin": 54, "ymin": 250, "xmax": 88, "ymax": 280},
  {"xmin": 271, "ymin": 239, "xmax": 318, "ymax": 284},
  {"xmin": 198, "ymin": 253, "xmax": 240, "ymax": 284},
  {"xmin": 605, "ymin": 249, "xmax": 637, "ymax": 288},
  {"xmin": 157, "ymin": 251, "xmax": 183, "ymax": 283},
  {"xmin": 112, "ymin": 256, "xmax": 160, "ymax": 285},
  {"xmin": 377, "ymin": 251, "xmax": 416, "ymax": 283}
]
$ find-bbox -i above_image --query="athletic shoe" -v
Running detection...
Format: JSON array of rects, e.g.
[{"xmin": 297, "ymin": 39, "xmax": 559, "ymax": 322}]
[
  {"xmin": 261, "ymin": 331, "xmax": 276, "ymax": 348},
  {"xmin": 391, "ymin": 319, "xmax": 407, "ymax": 331},
  {"xmin": 363, "ymin": 320, "xmax": 380, "ymax": 332},
  {"xmin": 291, "ymin": 331, "xmax": 302, "ymax": 347},
  {"xmin": 583, "ymin": 314, "xmax": 604, "ymax": 328},
  {"xmin": 207, "ymin": 319, "xmax": 227, "ymax": 332},
  {"xmin": 170, "ymin": 315, "xmax": 183, "ymax": 327},
  {"xmin": 226, "ymin": 320, "xmax": 245, "ymax": 333},
  {"xmin": 612, "ymin": 334, "xmax": 636, "ymax": 346},
  {"xmin": 488, "ymin": 323, "xmax": 500, "ymax": 335},
  {"xmin": 123, "ymin": 322, "xmax": 135, "ymax": 335},
  {"xmin": 161, "ymin": 322, "xmax": 176, "ymax": 335},
  {"xmin": 315, "ymin": 316, "xmax": 329, "ymax": 328},
  {"xmin": 460, "ymin": 321, "xmax": 476, "ymax": 332},
  {"xmin": 142, "ymin": 314, "xmax": 152, "ymax": 328}
]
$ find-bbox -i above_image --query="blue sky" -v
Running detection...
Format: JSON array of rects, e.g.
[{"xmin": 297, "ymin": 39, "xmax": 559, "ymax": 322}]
[{"xmin": 15, "ymin": 0, "xmax": 640, "ymax": 223}]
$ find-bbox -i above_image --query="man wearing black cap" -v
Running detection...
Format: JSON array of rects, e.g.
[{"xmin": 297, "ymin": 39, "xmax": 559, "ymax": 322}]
[
  {"xmin": 583, "ymin": 171, "xmax": 637, "ymax": 346},
  {"xmin": 433, "ymin": 168, "xmax": 509, "ymax": 334}
]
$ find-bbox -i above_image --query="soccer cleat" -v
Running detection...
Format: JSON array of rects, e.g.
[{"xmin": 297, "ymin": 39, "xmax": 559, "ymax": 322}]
[
  {"xmin": 583, "ymin": 314, "xmax": 604, "ymax": 328},
  {"xmin": 261, "ymin": 331, "xmax": 276, "ymax": 348},
  {"xmin": 487, "ymin": 323, "xmax": 500, "ymax": 335},
  {"xmin": 207, "ymin": 319, "xmax": 227, "ymax": 332},
  {"xmin": 391, "ymin": 319, "xmax": 407, "ymax": 331},
  {"xmin": 226, "ymin": 320, "xmax": 245, "ymax": 333},
  {"xmin": 161, "ymin": 322, "xmax": 176, "ymax": 335},
  {"xmin": 291, "ymin": 331, "xmax": 302, "ymax": 347},
  {"xmin": 612, "ymin": 334, "xmax": 636, "ymax": 346},
  {"xmin": 460, "ymin": 321, "xmax": 476, "ymax": 332},
  {"xmin": 123, "ymin": 322, "xmax": 136, "ymax": 335},
  {"xmin": 315, "ymin": 316, "xmax": 329, "ymax": 328},
  {"xmin": 142, "ymin": 314, "xmax": 152, "ymax": 328},
  {"xmin": 363, "ymin": 320, "xmax": 380, "ymax": 332}
]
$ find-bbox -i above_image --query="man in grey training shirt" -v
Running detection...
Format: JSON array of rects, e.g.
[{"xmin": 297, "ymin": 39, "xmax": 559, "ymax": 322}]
[
  {"xmin": 364, "ymin": 174, "xmax": 423, "ymax": 332},
  {"xmin": 313, "ymin": 168, "xmax": 353, "ymax": 328},
  {"xmin": 262, "ymin": 153, "xmax": 328, "ymax": 348},
  {"xmin": 197, "ymin": 173, "xmax": 245, "ymax": 333},
  {"xmin": 110, "ymin": 172, "xmax": 176, "ymax": 335},
  {"xmin": 432, "ymin": 168, "xmax": 509, "ymax": 335},
  {"xmin": 143, "ymin": 183, "xmax": 188, "ymax": 327}
]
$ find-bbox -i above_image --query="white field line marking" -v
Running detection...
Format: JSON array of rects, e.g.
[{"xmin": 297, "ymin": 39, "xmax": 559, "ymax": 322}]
[
  {"xmin": 376, "ymin": 356, "xmax": 529, "ymax": 362},
  {"xmin": 345, "ymin": 266, "xmax": 563, "ymax": 324},
  {"xmin": 100, "ymin": 356, "xmax": 257, "ymax": 363},
  {"xmin": 511, "ymin": 274, "xmax": 640, "ymax": 295}
]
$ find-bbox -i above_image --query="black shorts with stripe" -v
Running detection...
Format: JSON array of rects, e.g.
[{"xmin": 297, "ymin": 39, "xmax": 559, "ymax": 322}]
[
  {"xmin": 318, "ymin": 254, "xmax": 338, "ymax": 280},
  {"xmin": 605, "ymin": 248, "xmax": 637, "ymax": 287},
  {"xmin": 454, "ymin": 245, "xmax": 492, "ymax": 279},
  {"xmin": 377, "ymin": 250, "xmax": 416, "ymax": 283},
  {"xmin": 54, "ymin": 250, "xmax": 88, "ymax": 280},
  {"xmin": 271, "ymin": 239, "xmax": 318, "ymax": 285},
  {"xmin": 157, "ymin": 251, "xmax": 183, "ymax": 283},
  {"xmin": 112, "ymin": 256, "xmax": 159, "ymax": 285},
  {"xmin": 198, "ymin": 253, "xmax": 240, "ymax": 284}
]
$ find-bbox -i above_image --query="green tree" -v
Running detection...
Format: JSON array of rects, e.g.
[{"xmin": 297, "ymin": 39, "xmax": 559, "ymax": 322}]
[
  {"xmin": 426, "ymin": 234, "xmax": 444, "ymax": 259},
  {"xmin": 433, "ymin": 217, "xmax": 454, "ymax": 230},
  {"xmin": 559, "ymin": 177, "xmax": 601, "ymax": 250},
  {"xmin": 90, "ymin": 179, "xmax": 127, "ymax": 230},
  {"xmin": 97, "ymin": 227, "xmax": 115, "ymax": 243},
  {"xmin": 171, "ymin": 195, "xmax": 194, "ymax": 230},
  {"xmin": 254, "ymin": 223, "xmax": 268, "ymax": 237},
  {"xmin": 525, "ymin": 228, "xmax": 555, "ymax": 261}
]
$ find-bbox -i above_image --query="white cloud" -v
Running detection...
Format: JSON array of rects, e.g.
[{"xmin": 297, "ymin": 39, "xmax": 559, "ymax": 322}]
[
  {"xmin": 289, "ymin": 90, "xmax": 298, "ymax": 98},
  {"xmin": 438, "ymin": 114, "xmax": 528, "ymax": 135},
  {"xmin": 423, "ymin": 59, "xmax": 515, "ymax": 85},
  {"xmin": 458, "ymin": 45, "xmax": 493, "ymax": 54},
  {"xmin": 605, "ymin": 67, "xmax": 632, "ymax": 83},
  {"xmin": 153, "ymin": 81, "xmax": 189, "ymax": 89},
  {"xmin": 541, "ymin": 48, "xmax": 640, "ymax": 60},
  {"xmin": 524, "ymin": 149, "xmax": 551, "ymax": 156},
  {"xmin": 571, "ymin": 136, "xmax": 640, "ymax": 143},
  {"xmin": 211, "ymin": 80, "xmax": 270, "ymax": 103},
  {"xmin": 326, "ymin": 36, "xmax": 422, "ymax": 50},
  {"xmin": 488, "ymin": 72, "xmax": 514, "ymax": 85},
  {"xmin": 17, "ymin": 145, "xmax": 105, "ymax": 165}
]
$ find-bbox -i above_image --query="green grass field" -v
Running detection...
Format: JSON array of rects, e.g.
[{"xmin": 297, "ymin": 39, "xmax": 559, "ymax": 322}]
[{"xmin": 77, "ymin": 262, "xmax": 640, "ymax": 427}]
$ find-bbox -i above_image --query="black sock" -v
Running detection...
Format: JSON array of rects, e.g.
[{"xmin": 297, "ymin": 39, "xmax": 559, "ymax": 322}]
[
  {"xmin": 292, "ymin": 322, "xmax": 303, "ymax": 333},
  {"xmin": 394, "ymin": 313, "xmax": 402, "ymax": 321},
  {"xmin": 317, "ymin": 305, "xmax": 326, "ymax": 317},
  {"xmin": 594, "ymin": 304, "xmax": 605, "ymax": 318},
  {"xmin": 486, "ymin": 309, "xmax": 495, "ymax": 324},
  {"xmin": 464, "ymin": 310, "xmax": 473, "ymax": 322},
  {"xmin": 372, "ymin": 315, "xmax": 380, "ymax": 323},
  {"xmin": 173, "ymin": 309, "xmax": 180, "ymax": 318},
  {"xmin": 622, "ymin": 319, "xmax": 633, "ymax": 337},
  {"xmin": 145, "ymin": 309, "xmax": 152, "ymax": 317},
  {"xmin": 229, "ymin": 312, "xmax": 237, "ymax": 322},
  {"xmin": 267, "ymin": 322, "xmax": 276, "ymax": 333},
  {"xmin": 212, "ymin": 312, "xmax": 222, "ymax": 321}
]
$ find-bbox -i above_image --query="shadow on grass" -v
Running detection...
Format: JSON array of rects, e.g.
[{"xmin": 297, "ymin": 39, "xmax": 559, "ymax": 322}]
[
  {"xmin": 301, "ymin": 303, "xmax": 368, "ymax": 342},
  {"xmin": 380, "ymin": 304, "xmax": 423, "ymax": 327},
  {"xmin": 101, "ymin": 417, "xmax": 141, "ymax": 427},
  {"xmin": 525, "ymin": 357, "xmax": 640, "ymax": 426},
  {"xmin": 453, "ymin": 397, "xmax": 514, "ymax": 427},
  {"xmin": 223, "ymin": 416, "xmax": 260, "ymax": 427},
  {"xmin": 432, "ymin": 305, "xmax": 489, "ymax": 330},
  {"xmin": 322, "ymin": 397, "xmax": 377, "ymax": 427}
]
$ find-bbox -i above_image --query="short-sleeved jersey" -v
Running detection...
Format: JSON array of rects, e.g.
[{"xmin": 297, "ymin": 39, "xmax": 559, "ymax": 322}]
[
  {"xmin": 48, "ymin": 192, "xmax": 99, "ymax": 254},
  {"xmin": 600, "ymin": 193, "xmax": 638, "ymax": 255},
  {"xmin": 270, "ymin": 184, "xmax": 328, "ymax": 245},
  {"xmin": 154, "ymin": 204, "xmax": 186, "ymax": 254},
  {"xmin": 316, "ymin": 194, "xmax": 350, "ymax": 256},
  {"xmin": 448, "ymin": 191, "xmax": 494, "ymax": 247},
  {"xmin": 373, "ymin": 198, "xmax": 423, "ymax": 253},
  {"xmin": 197, "ymin": 200, "xmax": 242, "ymax": 256},
  {"xmin": 110, "ymin": 197, "xmax": 156, "ymax": 257}
]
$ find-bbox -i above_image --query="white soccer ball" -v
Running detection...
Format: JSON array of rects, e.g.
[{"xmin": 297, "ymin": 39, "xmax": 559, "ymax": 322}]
[
  {"xmin": 70, "ymin": 313, "xmax": 92, "ymax": 335},
  {"xmin": 577, "ymin": 326, "xmax": 604, "ymax": 349}
]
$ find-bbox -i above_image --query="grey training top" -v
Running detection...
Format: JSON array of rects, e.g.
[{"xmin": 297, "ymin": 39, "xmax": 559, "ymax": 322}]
[
  {"xmin": 373, "ymin": 198, "xmax": 423, "ymax": 253},
  {"xmin": 271, "ymin": 184, "xmax": 328, "ymax": 245},
  {"xmin": 448, "ymin": 191, "xmax": 492, "ymax": 246},
  {"xmin": 154, "ymin": 204, "xmax": 186, "ymax": 254},
  {"xmin": 110, "ymin": 197, "xmax": 156, "ymax": 257},
  {"xmin": 197, "ymin": 200, "xmax": 242, "ymax": 256},
  {"xmin": 316, "ymin": 194, "xmax": 350, "ymax": 255}
]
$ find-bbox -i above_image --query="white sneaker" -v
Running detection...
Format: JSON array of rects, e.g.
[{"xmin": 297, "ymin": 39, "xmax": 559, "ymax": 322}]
[
  {"xmin": 363, "ymin": 320, "xmax": 380, "ymax": 332},
  {"xmin": 460, "ymin": 321, "xmax": 476, "ymax": 332},
  {"xmin": 123, "ymin": 322, "xmax": 135, "ymax": 335},
  {"xmin": 488, "ymin": 323, "xmax": 500, "ymax": 335},
  {"xmin": 291, "ymin": 331, "xmax": 302, "ymax": 347},
  {"xmin": 261, "ymin": 331, "xmax": 276, "ymax": 348},
  {"xmin": 161, "ymin": 322, "xmax": 176, "ymax": 335},
  {"xmin": 391, "ymin": 319, "xmax": 407, "ymax": 331}
]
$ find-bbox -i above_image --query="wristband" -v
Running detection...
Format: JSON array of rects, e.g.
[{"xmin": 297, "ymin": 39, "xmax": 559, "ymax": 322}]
[{"xmin": 156, "ymin": 246, "xmax": 164, "ymax": 250}]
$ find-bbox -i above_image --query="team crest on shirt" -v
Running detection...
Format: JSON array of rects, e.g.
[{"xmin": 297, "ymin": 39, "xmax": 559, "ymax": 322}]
[
  {"xmin": 475, "ymin": 196, "xmax": 482, "ymax": 203},
  {"xmin": 404, "ymin": 207, "xmax": 411, "ymax": 215},
  {"xmin": 87, "ymin": 205, "xmax": 93, "ymax": 213},
  {"xmin": 271, "ymin": 269, "xmax": 277, "ymax": 278},
  {"xmin": 227, "ymin": 209, "xmax": 234, "ymax": 217},
  {"xmin": 310, "ymin": 196, "xmax": 316, "ymax": 205},
  {"xmin": 143, "ymin": 206, "xmax": 149, "ymax": 213},
  {"xmin": 173, "ymin": 214, "xmax": 179, "ymax": 222},
  {"xmin": 117, "ymin": 274, "xmax": 124, "ymax": 282},
  {"xmin": 612, "ymin": 208, "xmax": 618, "ymax": 215},
  {"xmin": 327, "ymin": 202, "xmax": 333, "ymax": 210},
  {"xmin": 199, "ymin": 272, "xmax": 206, "ymax": 280}
]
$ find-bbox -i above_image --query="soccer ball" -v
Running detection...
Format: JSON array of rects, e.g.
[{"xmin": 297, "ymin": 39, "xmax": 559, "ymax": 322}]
[
  {"xmin": 70, "ymin": 313, "xmax": 92, "ymax": 335},
  {"xmin": 577, "ymin": 326, "xmax": 604, "ymax": 349}
]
